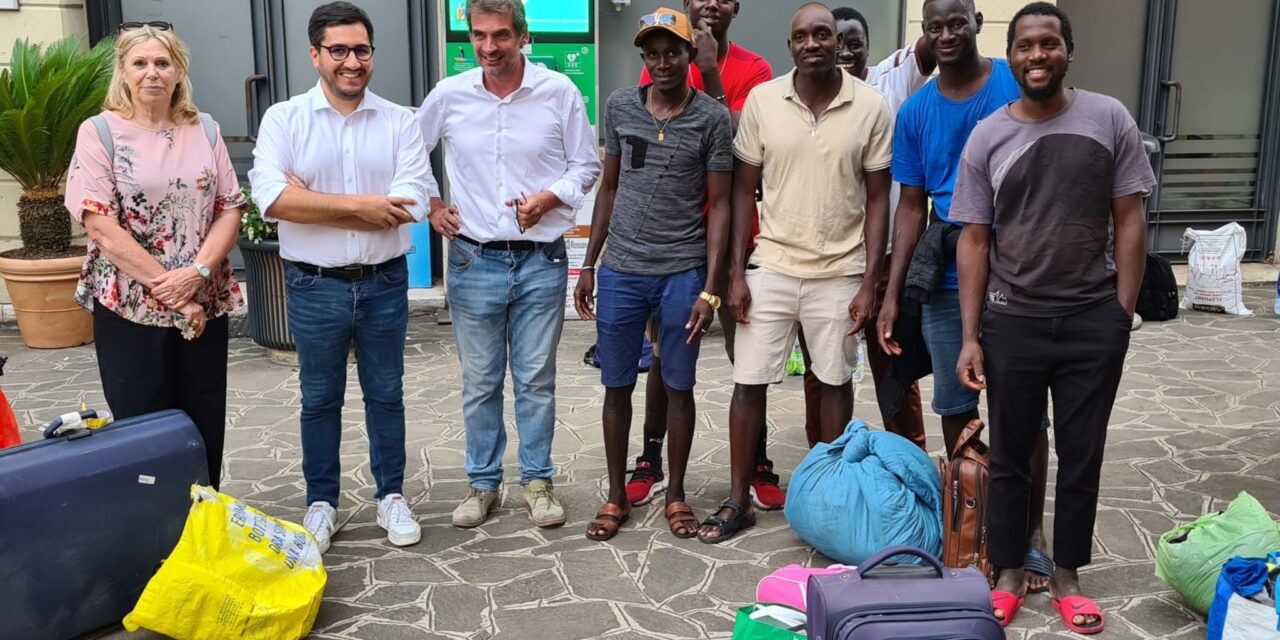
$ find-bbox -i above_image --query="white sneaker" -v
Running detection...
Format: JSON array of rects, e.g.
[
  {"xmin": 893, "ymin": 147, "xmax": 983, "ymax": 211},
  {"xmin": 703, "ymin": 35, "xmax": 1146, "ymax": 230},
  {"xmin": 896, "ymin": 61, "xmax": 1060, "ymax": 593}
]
[
  {"xmin": 1131, "ymin": 312, "xmax": 1143, "ymax": 331},
  {"xmin": 377, "ymin": 493, "xmax": 422, "ymax": 547},
  {"xmin": 303, "ymin": 501, "xmax": 337, "ymax": 554}
]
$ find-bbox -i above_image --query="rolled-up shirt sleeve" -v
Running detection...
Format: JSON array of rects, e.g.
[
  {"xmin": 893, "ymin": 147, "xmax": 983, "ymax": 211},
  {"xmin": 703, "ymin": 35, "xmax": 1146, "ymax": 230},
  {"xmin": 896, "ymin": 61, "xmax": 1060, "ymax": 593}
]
[
  {"xmin": 247, "ymin": 105, "xmax": 292, "ymax": 223},
  {"xmin": 545, "ymin": 84, "xmax": 602, "ymax": 212},
  {"xmin": 415, "ymin": 91, "xmax": 445, "ymax": 200},
  {"xmin": 388, "ymin": 110, "xmax": 435, "ymax": 222}
]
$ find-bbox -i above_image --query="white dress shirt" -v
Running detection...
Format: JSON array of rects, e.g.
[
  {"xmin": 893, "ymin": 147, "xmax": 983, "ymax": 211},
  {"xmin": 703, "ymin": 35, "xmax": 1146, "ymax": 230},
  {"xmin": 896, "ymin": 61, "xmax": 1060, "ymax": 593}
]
[
  {"xmin": 417, "ymin": 57, "xmax": 601, "ymax": 243},
  {"xmin": 249, "ymin": 83, "xmax": 436, "ymax": 266},
  {"xmin": 865, "ymin": 44, "xmax": 929, "ymax": 252}
]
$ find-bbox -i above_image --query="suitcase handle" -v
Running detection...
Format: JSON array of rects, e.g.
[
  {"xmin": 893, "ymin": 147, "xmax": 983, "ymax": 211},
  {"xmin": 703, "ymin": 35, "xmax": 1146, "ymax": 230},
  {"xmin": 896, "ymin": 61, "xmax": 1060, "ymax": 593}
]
[
  {"xmin": 856, "ymin": 546, "xmax": 945, "ymax": 578},
  {"xmin": 42, "ymin": 410, "xmax": 103, "ymax": 439}
]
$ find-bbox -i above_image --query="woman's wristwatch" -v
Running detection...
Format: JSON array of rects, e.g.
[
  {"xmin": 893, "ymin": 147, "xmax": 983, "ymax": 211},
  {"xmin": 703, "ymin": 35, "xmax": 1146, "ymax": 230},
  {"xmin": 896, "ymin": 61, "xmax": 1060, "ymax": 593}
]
[{"xmin": 192, "ymin": 261, "xmax": 211, "ymax": 279}]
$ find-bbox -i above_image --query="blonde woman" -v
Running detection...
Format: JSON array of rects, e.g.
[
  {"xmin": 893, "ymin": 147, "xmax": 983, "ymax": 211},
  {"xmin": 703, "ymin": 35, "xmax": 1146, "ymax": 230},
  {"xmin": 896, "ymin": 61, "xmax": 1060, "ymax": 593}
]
[{"xmin": 64, "ymin": 22, "xmax": 244, "ymax": 489}]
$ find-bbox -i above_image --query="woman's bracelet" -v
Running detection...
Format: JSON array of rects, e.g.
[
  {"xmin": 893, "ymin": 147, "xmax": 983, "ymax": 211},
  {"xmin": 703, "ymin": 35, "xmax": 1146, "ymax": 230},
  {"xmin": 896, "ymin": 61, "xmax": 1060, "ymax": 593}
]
[{"xmin": 579, "ymin": 265, "xmax": 595, "ymax": 271}]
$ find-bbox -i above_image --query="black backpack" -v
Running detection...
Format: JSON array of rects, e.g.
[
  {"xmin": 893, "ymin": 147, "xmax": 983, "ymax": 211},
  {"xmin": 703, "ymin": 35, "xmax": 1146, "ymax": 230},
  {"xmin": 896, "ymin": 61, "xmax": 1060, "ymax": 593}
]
[{"xmin": 1136, "ymin": 253, "xmax": 1179, "ymax": 321}]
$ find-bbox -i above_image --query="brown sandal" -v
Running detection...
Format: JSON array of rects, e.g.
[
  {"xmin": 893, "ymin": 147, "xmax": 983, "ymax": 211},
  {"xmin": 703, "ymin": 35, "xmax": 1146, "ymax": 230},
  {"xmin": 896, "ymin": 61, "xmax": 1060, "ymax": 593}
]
[
  {"xmin": 585, "ymin": 502, "xmax": 630, "ymax": 541},
  {"xmin": 664, "ymin": 501, "xmax": 699, "ymax": 539}
]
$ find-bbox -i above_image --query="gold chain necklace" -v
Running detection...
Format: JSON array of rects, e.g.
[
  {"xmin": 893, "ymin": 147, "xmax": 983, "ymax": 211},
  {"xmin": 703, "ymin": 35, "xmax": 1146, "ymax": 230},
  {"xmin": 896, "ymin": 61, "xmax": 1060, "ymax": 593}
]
[{"xmin": 646, "ymin": 86, "xmax": 692, "ymax": 142}]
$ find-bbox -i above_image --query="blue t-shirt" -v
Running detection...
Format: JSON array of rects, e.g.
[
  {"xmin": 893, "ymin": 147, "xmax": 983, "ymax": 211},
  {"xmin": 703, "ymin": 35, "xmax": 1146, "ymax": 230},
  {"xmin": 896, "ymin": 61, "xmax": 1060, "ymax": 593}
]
[{"xmin": 892, "ymin": 58, "xmax": 1020, "ymax": 289}]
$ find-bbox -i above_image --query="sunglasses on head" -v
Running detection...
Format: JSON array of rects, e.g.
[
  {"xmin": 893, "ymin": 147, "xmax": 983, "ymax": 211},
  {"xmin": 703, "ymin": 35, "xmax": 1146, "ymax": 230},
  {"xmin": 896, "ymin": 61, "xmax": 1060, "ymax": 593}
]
[
  {"xmin": 638, "ymin": 13, "xmax": 679, "ymax": 28},
  {"xmin": 119, "ymin": 21, "xmax": 174, "ymax": 32}
]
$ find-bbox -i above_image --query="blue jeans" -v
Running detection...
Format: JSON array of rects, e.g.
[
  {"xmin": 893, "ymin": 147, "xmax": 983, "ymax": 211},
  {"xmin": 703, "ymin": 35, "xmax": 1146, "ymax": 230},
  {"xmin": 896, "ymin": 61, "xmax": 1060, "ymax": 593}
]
[
  {"xmin": 448, "ymin": 237, "xmax": 568, "ymax": 491},
  {"xmin": 921, "ymin": 288, "xmax": 981, "ymax": 416},
  {"xmin": 595, "ymin": 265, "xmax": 707, "ymax": 391},
  {"xmin": 286, "ymin": 256, "xmax": 409, "ymax": 507}
]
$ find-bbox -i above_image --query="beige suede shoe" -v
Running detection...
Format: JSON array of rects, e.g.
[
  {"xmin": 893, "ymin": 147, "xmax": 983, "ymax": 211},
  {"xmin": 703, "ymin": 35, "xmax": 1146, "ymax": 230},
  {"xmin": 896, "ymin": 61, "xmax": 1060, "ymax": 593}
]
[
  {"xmin": 452, "ymin": 487, "xmax": 501, "ymax": 528},
  {"xmin": 523, "ymin": 479, "xmax": 566, "ymax": 528}
]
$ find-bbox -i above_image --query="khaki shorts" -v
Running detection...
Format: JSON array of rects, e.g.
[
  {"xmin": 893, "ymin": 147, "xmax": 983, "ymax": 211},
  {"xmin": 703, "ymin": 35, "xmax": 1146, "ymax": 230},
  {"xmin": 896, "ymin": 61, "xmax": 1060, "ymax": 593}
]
[{"xmin": 732, "ymin": 266, "xmax": 863, "ymax": 386}]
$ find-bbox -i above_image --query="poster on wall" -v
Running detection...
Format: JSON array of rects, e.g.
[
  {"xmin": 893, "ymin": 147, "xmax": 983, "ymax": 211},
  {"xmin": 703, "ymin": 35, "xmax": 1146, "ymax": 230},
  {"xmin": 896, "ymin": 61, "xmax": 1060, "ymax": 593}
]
[{"xmin": 563, "ymin": 183, "xmax": 598, "ymax": 320}]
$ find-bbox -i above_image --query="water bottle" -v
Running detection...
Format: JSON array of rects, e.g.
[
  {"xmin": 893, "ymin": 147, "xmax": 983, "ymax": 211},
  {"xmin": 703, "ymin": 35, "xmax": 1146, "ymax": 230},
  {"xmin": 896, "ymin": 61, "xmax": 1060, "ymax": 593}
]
[
  {"xmin": 785, "ymin": 338, "xmax": 806, "ymax": 376},
  {"xmin": 1274, "ymin": 272, "xmax": 1280, "ymax": 315},
  {"xmin": 851, "ymin": 335, "xmax": 869, "ymax": 384}
]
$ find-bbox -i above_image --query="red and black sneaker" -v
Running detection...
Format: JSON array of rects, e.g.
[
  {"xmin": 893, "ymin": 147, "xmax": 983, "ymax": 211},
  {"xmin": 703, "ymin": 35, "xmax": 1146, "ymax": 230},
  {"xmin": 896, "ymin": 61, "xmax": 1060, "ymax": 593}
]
[
  {"xmin": 749, "ymin": 464, "xmax": 785, "ymax": 511},
  {"xmin": 625, "ymin": 457, "xmax": 667, "ymax": 506}
]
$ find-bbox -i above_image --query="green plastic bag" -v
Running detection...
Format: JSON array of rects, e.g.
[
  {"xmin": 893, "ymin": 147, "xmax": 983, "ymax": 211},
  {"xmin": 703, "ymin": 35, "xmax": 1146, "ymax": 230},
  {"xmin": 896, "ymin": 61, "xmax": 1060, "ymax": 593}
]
[
  {"xmin": 1155, "ymin": 491, "xmax": 1280, "ymax": 614},
  {"xmin": 732, "ymin": 605, "xmax": 806, "ymax": 640},
  {"xmin": 785, "ymin": 339, "xmax": 806, "ymax": 376}
]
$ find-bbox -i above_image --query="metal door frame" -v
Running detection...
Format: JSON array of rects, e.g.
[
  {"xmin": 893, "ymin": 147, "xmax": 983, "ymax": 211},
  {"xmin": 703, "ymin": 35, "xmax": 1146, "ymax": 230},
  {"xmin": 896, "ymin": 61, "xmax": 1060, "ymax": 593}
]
[
  {"xmin": 1137, "ymin": 0, "xmax": 1280, "ymax": 261},
  {"xmin": 88, "ymin": 0, "xmax": 274, "ymax": 146}
]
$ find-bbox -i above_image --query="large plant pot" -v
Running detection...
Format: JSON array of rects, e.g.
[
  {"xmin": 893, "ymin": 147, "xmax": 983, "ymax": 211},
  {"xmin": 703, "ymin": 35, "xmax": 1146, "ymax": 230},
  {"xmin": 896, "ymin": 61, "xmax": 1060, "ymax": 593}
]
[
  {"xmin": 237, "ymin": 238, "xmax": 294, "ymax": 351},
  {"xmin": 0, "ymin": 255, "xmax": 93, "ymax": 349}
]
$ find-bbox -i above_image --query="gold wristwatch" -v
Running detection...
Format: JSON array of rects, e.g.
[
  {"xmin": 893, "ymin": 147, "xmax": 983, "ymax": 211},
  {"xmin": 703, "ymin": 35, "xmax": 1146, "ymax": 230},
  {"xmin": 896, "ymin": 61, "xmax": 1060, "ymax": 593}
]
[{"xmin": 698, "ymin": 291, "xmax": 721, "ymax": 310}]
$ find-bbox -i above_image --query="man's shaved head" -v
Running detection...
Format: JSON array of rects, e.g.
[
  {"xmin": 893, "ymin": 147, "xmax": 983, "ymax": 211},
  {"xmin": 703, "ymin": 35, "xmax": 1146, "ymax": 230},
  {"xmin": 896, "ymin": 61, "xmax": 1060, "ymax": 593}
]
[
  {"xmin": 792, "ymin": 2, "xmax": 835, "ymax": 30},
  {"xmin": 924, "ymin": 0, "xmax": 976, "ymax": 16}
]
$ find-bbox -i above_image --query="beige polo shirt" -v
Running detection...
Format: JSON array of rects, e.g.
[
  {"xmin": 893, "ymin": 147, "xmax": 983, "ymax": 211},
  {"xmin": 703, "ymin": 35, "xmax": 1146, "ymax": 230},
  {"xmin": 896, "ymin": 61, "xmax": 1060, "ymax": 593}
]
[{"xmin": 734, "ymin": 69, "xmax": 893, "ymax": 278}]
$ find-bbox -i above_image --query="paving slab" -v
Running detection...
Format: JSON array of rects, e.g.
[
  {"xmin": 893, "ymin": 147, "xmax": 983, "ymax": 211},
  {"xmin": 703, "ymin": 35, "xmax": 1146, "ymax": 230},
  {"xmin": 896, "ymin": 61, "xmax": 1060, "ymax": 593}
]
[{"xmin": 14, "ymin": 289, "xmax": 1280, "ymax": 639}]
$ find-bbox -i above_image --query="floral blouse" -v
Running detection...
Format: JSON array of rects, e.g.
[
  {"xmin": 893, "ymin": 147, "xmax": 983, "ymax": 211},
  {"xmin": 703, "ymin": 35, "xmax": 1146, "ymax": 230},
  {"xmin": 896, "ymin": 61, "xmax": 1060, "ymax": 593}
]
[{"xmin": 65, "ymin": 110, "xmax": 245, "ymax": 327}]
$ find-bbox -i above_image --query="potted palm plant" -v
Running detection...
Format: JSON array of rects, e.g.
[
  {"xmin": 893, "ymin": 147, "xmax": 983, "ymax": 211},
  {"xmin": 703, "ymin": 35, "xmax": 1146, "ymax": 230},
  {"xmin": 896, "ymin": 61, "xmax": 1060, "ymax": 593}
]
[
  {"xmin": 237, "ymin": 185, "xmax": 294, "ymax": 351},
  {"xmin": 0, "ymin": 36, "xmax": 113, "ymax": 348}
]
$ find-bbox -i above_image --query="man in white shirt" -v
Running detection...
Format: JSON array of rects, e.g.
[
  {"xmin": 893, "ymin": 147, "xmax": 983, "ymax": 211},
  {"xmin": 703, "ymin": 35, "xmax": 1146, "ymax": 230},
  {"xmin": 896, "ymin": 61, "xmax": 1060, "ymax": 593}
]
[
  {"xmin": 418, "ymin": 0, "xmax": 600, "ymax": 530},
  {"xmin": 248, "ymin": 1, "xmax": 434, "ymax": 553}
]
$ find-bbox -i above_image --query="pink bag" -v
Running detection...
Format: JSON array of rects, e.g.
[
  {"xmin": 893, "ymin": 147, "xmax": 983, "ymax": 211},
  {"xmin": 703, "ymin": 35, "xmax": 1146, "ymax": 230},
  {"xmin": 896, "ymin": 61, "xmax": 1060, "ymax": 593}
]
[{"xmin": 756, "ymin": 563, "xmax": 857, "ymax": 612}]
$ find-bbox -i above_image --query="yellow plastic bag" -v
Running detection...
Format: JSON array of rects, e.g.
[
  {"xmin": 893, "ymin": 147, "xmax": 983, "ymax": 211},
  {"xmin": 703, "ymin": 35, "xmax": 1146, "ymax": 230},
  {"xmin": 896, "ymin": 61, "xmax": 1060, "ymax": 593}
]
[{"xmin": 123, "ymin": 485, "xmax": 327, "ymax": 640}]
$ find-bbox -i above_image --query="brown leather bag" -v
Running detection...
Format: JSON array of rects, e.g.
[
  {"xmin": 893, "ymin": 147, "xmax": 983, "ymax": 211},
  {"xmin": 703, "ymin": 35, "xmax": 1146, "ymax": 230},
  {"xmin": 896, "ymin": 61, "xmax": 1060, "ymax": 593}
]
[{"xmin": 938, "ymin": 419, "xmax": 994, "ymax": 584}]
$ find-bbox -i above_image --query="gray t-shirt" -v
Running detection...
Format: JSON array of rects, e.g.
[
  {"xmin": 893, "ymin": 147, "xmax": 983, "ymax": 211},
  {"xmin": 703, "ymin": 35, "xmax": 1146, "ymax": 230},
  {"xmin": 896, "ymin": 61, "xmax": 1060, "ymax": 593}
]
[
  {"xmin": 950, "ymin": 89, "xmax": 1157, "ymax": 317},
  {"xmin": 601, "ymin": 87, "xmax": 734, "ymax": 276}
]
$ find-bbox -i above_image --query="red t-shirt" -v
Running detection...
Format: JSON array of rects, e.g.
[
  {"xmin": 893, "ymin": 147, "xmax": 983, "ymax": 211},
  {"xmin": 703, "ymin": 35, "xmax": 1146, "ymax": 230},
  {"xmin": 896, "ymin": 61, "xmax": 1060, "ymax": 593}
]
[{"xmin": 638, "ymin": 42, "xmax": 772, "ymax": 244}]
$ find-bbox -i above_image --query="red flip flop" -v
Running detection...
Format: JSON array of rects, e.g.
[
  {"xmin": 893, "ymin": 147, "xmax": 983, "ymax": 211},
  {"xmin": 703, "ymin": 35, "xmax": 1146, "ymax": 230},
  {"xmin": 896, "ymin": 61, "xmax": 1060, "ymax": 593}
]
[
  {"xmin": 991, "ymin": 590, "xmax": 1025, "ymax": 628},
  {"xmin": 1053, "ymin": 594, "xmax": 1105, "ymax": 635}
]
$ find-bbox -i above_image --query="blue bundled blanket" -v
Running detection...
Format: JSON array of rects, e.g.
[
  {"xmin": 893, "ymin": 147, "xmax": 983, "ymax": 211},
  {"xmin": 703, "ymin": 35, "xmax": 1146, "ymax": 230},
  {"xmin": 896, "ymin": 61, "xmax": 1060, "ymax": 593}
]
[{"xmin": 783, "ymin": 420, "xmax": 942, "ymax": 565}]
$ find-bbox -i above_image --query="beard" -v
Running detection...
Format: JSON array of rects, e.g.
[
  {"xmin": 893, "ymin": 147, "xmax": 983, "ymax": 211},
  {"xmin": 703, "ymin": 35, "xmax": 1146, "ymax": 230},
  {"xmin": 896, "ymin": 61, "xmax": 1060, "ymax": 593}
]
[
  {"xmin": 1018, "ymin": 75, "xmax": 1062, "ymax": 102},
  {"xmin": 321, "ymin": 69, "xmax": 369, "ymax": 101}
]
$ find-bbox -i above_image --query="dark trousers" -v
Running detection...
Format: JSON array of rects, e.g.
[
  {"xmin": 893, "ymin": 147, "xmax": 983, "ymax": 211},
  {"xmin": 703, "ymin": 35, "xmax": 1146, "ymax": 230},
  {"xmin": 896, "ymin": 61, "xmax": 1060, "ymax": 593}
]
[
  {"xmin": 983, "ymin": 298, "xmax": 1131, "ymax": 570},
  {"xmin": 93, "ymin": 300, "xmax": 229, "ymax": 489}
]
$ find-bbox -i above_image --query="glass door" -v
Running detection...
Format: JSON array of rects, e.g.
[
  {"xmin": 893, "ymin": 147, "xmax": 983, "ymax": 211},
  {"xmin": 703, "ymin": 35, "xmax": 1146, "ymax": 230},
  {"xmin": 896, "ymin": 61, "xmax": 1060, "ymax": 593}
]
[{"xmin": 1142, "ymin": 0, "xmax": 1280, "ymax": 260}]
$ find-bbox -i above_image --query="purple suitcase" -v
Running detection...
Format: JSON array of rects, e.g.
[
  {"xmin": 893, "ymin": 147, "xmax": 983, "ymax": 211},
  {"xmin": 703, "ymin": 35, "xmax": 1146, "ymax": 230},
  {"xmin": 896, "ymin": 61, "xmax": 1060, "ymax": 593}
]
[{"xmin": 806, "ymin": 546, "xmax": 1004, "ymax": 640}]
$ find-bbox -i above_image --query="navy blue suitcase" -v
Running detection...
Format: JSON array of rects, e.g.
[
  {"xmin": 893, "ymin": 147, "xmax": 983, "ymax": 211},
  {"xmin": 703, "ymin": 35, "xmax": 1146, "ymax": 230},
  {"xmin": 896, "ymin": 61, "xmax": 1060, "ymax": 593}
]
[{"xmin": 0, "ymin": 409, "xmax": 209, "ymax": 640}]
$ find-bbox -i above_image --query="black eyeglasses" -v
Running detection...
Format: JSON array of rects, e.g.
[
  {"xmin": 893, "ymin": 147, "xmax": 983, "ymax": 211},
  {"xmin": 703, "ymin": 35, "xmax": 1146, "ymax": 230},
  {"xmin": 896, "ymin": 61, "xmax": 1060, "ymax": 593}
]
[
  {"xmin": 119, "ymin": 21, "xmax": 173, "ymax": 32},
  {"xmin": 317, "ymin": 44, "xmax": 375, "ymax": 62}
]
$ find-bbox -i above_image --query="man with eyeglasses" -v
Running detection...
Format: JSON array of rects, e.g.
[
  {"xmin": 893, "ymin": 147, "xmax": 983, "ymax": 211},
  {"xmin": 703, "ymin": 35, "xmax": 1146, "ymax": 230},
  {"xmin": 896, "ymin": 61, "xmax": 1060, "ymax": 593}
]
[
  {"xmin": 418, "ymin": 0, "xmax": 600, "ymax": 530},
  {"xmin": 249, "ymin": 1, "xmax": 434, "ymax": 553}
]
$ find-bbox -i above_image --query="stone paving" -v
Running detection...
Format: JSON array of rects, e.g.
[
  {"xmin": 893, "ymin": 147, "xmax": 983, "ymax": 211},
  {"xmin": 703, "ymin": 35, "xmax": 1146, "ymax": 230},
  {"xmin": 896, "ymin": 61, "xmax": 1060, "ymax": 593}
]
[{"xmin": 4, "ymin": 289, "xmax": 1279, "ymax": 639}]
